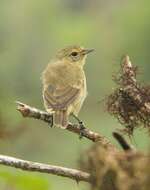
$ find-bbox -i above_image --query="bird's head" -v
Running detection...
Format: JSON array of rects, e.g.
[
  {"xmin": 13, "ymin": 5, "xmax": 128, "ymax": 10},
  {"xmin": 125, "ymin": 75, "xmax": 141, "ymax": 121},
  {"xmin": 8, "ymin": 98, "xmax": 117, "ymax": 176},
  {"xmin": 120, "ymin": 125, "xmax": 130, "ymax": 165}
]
[{"xmin": 55, "ymin": 45, "xmax": 94, "ymax": 66}]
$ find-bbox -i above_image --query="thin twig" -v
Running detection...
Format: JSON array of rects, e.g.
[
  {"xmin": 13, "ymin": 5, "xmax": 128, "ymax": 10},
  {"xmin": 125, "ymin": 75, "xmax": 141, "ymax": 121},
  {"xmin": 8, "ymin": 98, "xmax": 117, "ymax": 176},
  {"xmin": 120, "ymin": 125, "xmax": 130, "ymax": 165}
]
[
  {"xmin": 16, "ymin": 101, "xmax": 115, "ymax": 149},
  {"xmin": 112, "ymin": 132, "xmax": 135, "ymax": 151},
  {"xmin": 0, "ymin": 154, "xmax": 91, "ymax": 183}
]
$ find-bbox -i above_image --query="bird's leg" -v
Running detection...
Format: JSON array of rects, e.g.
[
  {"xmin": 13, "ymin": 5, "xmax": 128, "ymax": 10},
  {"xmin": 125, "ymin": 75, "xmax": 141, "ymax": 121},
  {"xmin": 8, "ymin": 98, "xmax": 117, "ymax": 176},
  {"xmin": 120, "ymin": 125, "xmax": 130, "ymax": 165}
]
[
  {"xmin": 49, "ymin": 114, "xmax": 53, "ymax": 128},
  {"xmin": 71, "ymin": 114, "xmax": 86, "ymax": 139}
]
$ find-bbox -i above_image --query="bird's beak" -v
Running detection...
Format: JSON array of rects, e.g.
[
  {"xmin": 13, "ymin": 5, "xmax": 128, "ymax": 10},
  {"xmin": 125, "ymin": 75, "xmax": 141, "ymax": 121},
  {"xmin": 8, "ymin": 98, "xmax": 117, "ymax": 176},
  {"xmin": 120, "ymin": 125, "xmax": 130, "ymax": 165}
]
[{"xmin": 82, "ymin": 48, "xmax": 94, "ymax": 55}]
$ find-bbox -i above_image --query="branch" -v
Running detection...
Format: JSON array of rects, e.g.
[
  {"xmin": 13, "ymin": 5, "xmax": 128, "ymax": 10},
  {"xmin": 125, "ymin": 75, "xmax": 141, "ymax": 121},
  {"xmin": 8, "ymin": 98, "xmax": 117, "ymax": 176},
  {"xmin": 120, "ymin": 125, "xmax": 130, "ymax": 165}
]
[
  {"xmin": 112, "ymin": 132, "xmax": 135, "ymax": 151},
  {"xmin": 16, "ymin": 101, "xmax": 115, "ymax": 149},
  {"xmin": 107, "ymin": 55, "xmax": 150, "ymax": 135},
  {"xmin": 0, "ymin": 154, "xmax": 91, "ymax": 183},
  {"xmin": 121, "ymin": 56, "xmax": 150, "ymax": 112}
]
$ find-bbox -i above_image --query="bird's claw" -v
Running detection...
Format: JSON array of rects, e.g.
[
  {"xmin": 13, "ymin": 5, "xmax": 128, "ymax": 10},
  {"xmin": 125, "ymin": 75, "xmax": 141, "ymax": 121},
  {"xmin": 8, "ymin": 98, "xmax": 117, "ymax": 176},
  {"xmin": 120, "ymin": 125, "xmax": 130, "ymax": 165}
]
[{"xmin": 79, "ymin": 121, "xmax": 86, "ymax": 139}]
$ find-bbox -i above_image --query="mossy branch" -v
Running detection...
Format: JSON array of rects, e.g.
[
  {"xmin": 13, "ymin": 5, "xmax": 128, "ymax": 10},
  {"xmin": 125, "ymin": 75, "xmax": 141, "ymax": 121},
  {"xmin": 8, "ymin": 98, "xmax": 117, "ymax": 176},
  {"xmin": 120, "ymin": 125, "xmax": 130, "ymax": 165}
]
[{"xmin": 107, "ymin": 55, "xmax": 150, "ymax": 135}]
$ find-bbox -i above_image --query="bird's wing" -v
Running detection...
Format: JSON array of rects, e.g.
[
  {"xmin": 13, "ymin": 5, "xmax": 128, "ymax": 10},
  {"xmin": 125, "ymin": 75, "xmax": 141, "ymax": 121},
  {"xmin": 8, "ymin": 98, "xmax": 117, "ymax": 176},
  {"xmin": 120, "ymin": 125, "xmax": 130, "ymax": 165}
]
[{"xmin": 43, "ymin": 84, "xmax": 80, "ymax": 110}]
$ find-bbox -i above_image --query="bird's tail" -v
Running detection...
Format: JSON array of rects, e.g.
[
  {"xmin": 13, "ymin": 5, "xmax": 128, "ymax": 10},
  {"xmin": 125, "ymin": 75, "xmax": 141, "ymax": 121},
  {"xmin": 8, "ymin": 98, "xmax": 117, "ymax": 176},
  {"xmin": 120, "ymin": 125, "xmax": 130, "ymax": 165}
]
[{"xmin": 53, "ymin": 110, "xmax": 68, "ymax": 129}]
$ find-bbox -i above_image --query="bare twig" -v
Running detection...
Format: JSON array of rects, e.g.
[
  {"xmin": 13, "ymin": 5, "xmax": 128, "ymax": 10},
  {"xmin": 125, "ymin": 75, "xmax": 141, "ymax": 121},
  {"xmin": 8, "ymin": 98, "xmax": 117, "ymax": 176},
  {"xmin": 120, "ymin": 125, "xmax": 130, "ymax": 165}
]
[
  {"xmin": 16, "ymin": 101, "xmax": 115, "ymax": 149},
  {"xmin": 0, "ymin": 154, "xmax": 91, "ymax": 182},
  {"xmin": 112, "ymin": 132, "xmax": 135, "ymax": 151}
]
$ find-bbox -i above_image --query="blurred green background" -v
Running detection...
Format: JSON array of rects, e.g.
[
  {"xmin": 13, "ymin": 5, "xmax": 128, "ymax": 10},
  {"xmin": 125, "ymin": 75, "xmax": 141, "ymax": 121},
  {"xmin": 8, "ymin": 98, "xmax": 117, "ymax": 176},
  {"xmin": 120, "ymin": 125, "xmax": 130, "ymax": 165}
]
[{"xmin": 0, "ymin": 0, "xmax": 150, "ymax": 189}]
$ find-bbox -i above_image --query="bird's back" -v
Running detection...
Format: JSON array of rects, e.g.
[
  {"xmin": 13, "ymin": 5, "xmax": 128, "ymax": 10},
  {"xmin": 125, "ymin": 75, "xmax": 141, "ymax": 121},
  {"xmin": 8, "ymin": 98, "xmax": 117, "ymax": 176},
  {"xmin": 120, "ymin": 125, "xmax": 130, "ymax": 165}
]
[{"xmin": 42, "ymin": 60, "xmax": 85, "ymax": 89}]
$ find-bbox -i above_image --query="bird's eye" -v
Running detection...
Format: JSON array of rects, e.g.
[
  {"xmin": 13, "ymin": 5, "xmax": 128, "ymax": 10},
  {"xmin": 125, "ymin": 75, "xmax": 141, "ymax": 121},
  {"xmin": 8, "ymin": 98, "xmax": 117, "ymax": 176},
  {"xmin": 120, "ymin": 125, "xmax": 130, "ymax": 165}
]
[{"xmin": 71, "ymin": 52, "xmax": 78, "ymax": 57}]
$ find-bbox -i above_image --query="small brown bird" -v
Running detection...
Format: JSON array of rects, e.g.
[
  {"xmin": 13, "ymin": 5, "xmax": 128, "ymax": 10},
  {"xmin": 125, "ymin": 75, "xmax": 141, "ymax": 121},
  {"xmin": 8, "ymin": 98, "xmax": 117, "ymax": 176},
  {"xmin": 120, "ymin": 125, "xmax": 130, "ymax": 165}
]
[{"xmin": 42, "ymin": 45, "xmax": 94, "ymax": 129}]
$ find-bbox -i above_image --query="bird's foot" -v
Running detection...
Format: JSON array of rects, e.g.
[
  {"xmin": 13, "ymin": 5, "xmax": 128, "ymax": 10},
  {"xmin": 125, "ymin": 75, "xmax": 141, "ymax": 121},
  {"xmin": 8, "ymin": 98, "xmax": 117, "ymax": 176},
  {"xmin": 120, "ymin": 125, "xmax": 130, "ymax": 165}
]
[
  {"xmin": 79, "ymin": 121, "xmax": 86, "ymax": 139},
  {"xmin": 71, "ymin": 113, "xmax": 86, "ymax": 139}
]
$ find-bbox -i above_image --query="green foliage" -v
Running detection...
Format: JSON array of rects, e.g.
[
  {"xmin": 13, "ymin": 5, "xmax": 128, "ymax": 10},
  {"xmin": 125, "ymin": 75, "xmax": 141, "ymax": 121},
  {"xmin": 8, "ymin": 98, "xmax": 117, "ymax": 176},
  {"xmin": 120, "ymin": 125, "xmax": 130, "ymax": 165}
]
[{"xmin": 0, "ymin": 166, "xmax": 50, "ymax": 190}]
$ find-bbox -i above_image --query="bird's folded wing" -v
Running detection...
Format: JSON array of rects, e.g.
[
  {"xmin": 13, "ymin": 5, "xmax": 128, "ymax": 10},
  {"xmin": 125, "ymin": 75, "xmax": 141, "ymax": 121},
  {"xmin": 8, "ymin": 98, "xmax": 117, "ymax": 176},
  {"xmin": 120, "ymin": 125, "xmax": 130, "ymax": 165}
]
[{"xmin": 43, "ymin": 84, "xmax": 80, "ymax": 110}]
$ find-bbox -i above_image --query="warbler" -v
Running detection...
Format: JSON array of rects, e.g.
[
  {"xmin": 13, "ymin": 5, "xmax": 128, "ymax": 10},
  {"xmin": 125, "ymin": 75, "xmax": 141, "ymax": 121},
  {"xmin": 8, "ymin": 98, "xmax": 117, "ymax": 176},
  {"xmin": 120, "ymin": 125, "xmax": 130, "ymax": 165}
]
[{"xmin": 42, "ymin": 45, "xmax": 94, "ymax": 129}]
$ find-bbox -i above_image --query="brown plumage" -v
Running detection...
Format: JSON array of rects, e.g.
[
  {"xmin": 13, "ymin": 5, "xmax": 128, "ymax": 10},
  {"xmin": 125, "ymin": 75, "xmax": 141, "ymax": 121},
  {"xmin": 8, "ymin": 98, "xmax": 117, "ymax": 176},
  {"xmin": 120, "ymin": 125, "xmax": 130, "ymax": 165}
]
[{"xmin": 42, "ymin": 45, "xmax": 94, "ymax": 128}]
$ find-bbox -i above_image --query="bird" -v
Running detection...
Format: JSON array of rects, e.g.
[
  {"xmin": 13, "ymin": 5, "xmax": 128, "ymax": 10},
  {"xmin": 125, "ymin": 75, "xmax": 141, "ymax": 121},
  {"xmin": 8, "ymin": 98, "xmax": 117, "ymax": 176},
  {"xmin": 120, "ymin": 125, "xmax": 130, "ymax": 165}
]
[{"xmin": 42, "ymin": 45, "xmax": 94, "ymax": 129}]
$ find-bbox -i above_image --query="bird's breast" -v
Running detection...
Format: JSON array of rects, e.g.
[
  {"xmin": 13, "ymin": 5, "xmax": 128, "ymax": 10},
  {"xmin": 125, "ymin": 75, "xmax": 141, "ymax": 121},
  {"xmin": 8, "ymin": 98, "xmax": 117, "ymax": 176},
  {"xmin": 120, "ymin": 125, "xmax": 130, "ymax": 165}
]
[{"xmin": 80, "ymin": 75, "xmax": 87, "ymax": 101}]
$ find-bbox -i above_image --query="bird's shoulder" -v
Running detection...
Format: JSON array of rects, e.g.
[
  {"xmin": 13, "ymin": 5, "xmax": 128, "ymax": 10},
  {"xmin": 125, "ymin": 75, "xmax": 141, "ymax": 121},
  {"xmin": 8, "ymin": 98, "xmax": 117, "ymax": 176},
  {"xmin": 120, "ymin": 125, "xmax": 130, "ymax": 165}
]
[
  {"xmin": 43, "ymin": 61, "xmax": 69, "ymax": 76},
  {"xmin": 42, "ymin": 60, "xmax": 85, "ymax": 89}
]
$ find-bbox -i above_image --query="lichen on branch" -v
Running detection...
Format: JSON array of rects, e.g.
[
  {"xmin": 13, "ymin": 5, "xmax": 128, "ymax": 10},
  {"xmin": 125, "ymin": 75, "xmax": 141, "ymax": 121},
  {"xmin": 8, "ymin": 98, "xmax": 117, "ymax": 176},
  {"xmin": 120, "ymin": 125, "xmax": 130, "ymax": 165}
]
[{"xmin": 106, "ymin": 55, "xmax": 150, "ymax": 135}]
